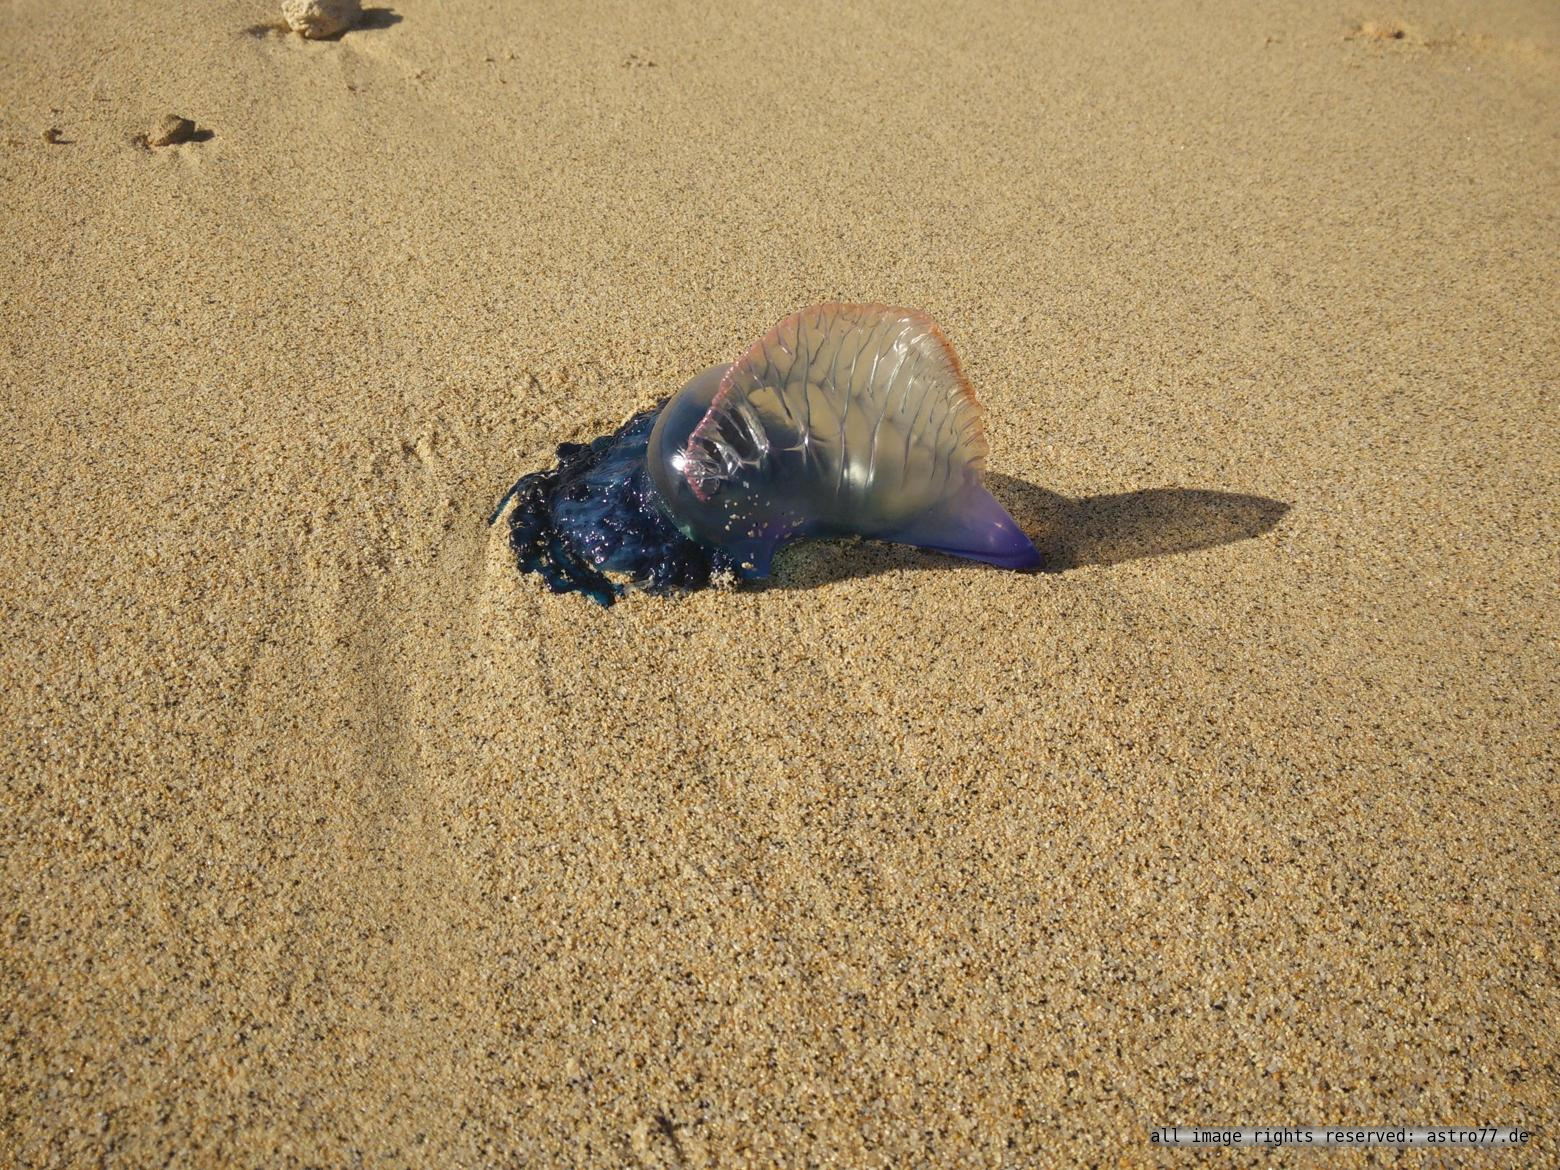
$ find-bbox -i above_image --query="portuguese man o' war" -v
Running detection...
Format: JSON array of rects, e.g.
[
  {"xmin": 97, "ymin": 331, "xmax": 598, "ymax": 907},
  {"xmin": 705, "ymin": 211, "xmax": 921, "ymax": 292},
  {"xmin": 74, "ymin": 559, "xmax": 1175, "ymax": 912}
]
[{"xmin": 490, "ymin": 303, "xmax": 1043, "ymax": 605}]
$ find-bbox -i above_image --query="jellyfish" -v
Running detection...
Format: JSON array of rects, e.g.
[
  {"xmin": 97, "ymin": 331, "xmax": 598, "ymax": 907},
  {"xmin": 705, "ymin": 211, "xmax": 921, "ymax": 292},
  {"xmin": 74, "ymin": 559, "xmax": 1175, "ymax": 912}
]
[{"xmin": 491, "ymin": 303, "xmax": 1041, "ymax": 605}]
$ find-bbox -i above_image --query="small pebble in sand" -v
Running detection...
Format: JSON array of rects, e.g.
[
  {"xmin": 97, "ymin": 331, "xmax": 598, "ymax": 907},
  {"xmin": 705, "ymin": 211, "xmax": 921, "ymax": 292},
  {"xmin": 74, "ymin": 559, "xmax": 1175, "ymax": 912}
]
[
  {"xmin": 1351, "ymin": 20, "xmax": 1408, "ymax": 41},
  {"xmin": 146, "ymin": 115, "xmax": 197, "ymax": 147},
  {"xmin": 281, "ymin": 0, "xmax": 362, "ymax": 39},
  {"xmin": 42, "ymin": 127, "xmax": 67, "ymax": 144}
]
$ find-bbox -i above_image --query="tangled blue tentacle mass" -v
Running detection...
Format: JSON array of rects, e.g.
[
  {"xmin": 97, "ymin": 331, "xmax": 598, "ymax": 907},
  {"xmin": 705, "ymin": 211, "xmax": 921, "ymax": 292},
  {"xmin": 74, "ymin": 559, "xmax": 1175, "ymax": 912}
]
[{"xmin": 489, "ymin": 404, "xmax": 742, "ymax": 606}]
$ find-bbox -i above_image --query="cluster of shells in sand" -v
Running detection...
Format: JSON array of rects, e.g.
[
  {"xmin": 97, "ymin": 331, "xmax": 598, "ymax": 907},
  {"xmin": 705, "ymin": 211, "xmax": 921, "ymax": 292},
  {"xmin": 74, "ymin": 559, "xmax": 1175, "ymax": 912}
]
[{"xmin": 116, "ymin": 2, "xmax": 364, "ymax": 149}]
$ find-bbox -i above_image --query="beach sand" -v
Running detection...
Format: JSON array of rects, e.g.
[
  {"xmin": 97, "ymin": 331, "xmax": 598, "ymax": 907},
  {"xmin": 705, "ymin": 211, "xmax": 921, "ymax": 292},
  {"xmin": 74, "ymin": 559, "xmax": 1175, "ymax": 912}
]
[{"xmin": 2, "ymin": 0, "xmax": 1556, "ymax": 1164}]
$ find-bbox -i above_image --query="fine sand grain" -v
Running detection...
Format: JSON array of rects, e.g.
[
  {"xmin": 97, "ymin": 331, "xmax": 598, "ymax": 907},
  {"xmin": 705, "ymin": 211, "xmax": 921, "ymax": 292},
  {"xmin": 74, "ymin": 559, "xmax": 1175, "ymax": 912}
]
[{"xmin": 2, "ymin": 0, "xmax": 1556, "ymax": 1165}]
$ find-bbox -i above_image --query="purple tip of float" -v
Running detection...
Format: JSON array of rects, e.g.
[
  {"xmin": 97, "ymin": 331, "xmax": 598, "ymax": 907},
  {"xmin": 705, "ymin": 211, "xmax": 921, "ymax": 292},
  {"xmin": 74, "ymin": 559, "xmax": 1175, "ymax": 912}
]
[{"xmin": 882, "ymin": 481, "xmax": 1043, "ymax": 571}]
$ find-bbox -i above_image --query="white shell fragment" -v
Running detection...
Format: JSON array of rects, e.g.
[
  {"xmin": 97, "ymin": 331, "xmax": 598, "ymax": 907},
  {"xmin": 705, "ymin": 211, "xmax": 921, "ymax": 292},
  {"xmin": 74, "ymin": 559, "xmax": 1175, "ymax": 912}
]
[{"xmin": 281, "ymin": 0, "xmax": 362, "ymax": 38}]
